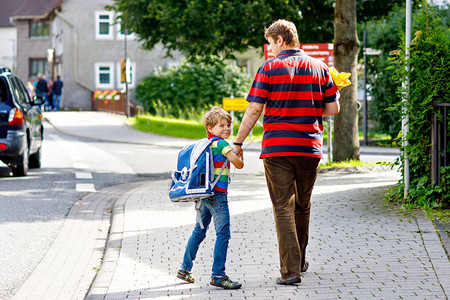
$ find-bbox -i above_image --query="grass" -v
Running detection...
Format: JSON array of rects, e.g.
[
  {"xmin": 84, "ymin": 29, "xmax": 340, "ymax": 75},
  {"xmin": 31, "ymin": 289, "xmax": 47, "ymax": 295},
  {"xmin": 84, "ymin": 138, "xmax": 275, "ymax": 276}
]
[
  {"xmin": 319, "ymin": 159, "xmax": 383, "ymax": 170},
  {"xmin": 130, "ymin": 114, "xmax": 264, "ymax": 140},
  {"xmin": 130, "ymin": 115, "xmax": 207, "ymax": 140}
]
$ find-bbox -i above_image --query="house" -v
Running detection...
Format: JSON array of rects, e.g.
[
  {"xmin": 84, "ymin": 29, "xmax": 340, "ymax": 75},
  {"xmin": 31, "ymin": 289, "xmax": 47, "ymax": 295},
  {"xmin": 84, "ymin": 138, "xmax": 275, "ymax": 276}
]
[
  {"xmin": 0, "ymin": 1, "xmax": 23, "ymax": 71},
  {"xmin": 10, "ymin": 0, "xmax": 182, "ymax": 111}
]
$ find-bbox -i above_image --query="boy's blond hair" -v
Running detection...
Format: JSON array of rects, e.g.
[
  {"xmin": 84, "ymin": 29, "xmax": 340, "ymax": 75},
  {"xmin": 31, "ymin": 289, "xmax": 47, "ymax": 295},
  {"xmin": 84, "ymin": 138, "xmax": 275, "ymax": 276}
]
[
  {"xmin": 264, "ymin": 19, "xmax": 300, "ymax": 47},
  {"xmin": 203, "ymin": 106, "xmax": 232, "ymax": 133}
]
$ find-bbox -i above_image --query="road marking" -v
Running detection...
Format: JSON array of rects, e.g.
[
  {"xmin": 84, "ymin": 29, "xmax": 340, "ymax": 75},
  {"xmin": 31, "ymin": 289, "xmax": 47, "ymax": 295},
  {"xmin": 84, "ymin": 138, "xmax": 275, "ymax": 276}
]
[
  {"xmin": 76, "ymin": 172, "xmax": 93, "ymax": 179},
  {"xmin": 76, "ymin": 183, "xmax": 96, "ymax": 192}
]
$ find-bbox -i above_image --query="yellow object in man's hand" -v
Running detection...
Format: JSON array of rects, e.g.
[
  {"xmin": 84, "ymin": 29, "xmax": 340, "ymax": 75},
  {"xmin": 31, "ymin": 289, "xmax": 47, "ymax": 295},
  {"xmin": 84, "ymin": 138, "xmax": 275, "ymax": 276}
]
[{"xmin": 330, "ymin": 67, "xmax": 351, "ymax": 91}]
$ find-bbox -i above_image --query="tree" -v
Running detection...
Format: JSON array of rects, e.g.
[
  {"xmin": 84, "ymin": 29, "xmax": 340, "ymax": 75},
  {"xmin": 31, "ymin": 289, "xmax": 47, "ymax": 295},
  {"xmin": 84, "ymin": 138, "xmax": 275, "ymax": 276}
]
[
  {"xmin": 333, "ymin": 0, "xmax": 360, "ymax": 161},
  {"xmin": 109, "ymin": 0, "xmax": 304, "ymax": 60}
]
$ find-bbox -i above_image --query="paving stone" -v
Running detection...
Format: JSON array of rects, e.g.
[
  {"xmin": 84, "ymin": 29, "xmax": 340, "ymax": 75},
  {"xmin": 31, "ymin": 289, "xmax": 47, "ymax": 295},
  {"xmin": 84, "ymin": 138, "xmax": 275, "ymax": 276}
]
[{"xmin": 26, "ymin": 170, "xmax": 446, "ymax": 300}]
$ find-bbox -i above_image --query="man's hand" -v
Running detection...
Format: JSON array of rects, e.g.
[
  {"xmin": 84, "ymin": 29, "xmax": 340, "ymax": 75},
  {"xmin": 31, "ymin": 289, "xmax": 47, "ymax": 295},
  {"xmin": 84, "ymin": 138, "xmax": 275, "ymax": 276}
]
[{"xmin": 234, "ymin": 145, "xmax": 243, "ymax": 160}]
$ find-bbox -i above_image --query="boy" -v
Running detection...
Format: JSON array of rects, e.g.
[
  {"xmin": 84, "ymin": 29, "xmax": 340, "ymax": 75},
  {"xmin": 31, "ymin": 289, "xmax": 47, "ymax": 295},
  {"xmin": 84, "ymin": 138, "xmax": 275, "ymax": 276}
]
[{"xmin": 177, "ymin": 106, "xmax": 244, "ymax": 289}]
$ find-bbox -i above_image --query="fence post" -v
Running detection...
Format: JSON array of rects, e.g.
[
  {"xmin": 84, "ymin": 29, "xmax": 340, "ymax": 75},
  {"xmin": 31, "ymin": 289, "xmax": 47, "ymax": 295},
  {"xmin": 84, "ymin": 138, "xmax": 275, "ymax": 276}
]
[{"xmin": 431, "ymin": 107, "xmax": 439, "ymax": 185}]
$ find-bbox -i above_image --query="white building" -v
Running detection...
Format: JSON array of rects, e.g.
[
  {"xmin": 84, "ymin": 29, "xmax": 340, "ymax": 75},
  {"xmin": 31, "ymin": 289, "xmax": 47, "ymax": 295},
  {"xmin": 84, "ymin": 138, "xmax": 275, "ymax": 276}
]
[{"xmin": 11, "ymin": 0, "xmax": 183, "ymax": 111}]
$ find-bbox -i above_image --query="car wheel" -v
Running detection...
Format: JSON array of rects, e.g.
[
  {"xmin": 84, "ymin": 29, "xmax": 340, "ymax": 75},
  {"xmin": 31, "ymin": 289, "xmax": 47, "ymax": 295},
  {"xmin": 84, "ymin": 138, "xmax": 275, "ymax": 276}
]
[
  {"xmin": 29, "ymin": 148, "xmax": 41, "ymax": 168},
  {"xmin": 12, "ymin": 148, "xmax": 29, "ymax": 177}
]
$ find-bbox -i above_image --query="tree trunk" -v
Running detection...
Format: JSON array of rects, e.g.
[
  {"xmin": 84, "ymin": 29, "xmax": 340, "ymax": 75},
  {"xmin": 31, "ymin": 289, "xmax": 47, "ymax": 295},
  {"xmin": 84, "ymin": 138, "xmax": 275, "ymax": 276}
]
[{"xmin": 333, "ymin": 0, "xmax": 360, "ymax": 161}]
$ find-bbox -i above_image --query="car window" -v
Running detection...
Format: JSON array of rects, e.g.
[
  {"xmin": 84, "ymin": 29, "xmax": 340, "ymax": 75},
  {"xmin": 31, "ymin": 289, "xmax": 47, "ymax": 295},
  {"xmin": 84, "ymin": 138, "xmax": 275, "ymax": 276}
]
[
  {"xmin": 10, "ymin": 76, "xmax": 27, "ymax": 105},
  {"xmin": 15, "ymin": 77, "xmax": 31, "ymax": 103},
  {"xmin": 0, "ymin": 77, "xmax": 9, "ymax": 103}
]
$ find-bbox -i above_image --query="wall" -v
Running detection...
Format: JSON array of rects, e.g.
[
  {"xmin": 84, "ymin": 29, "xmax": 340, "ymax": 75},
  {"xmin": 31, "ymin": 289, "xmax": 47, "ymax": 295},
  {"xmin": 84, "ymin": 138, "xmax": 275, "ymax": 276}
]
[
  {"xmin": 15, "ymin": 20, "xmax": 52, "ymax": 83},
  {"xmin": 57, "ymin": 0, "xmax": 183, "ymax": 111},
  {"xmin": 0, "ymin": 27, "xmax": 16, "ymax": 71}
]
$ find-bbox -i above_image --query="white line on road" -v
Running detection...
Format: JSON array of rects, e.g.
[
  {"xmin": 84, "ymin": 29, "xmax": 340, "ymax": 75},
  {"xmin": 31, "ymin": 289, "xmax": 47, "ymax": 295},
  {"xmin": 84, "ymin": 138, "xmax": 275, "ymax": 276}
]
[
  {"xmin": 76, "ymin": 183, "xmax": 96, "ymax": 193},
  {"xmin": 75, "ymin": 172, "xmax": 93, "ymax": 179}
]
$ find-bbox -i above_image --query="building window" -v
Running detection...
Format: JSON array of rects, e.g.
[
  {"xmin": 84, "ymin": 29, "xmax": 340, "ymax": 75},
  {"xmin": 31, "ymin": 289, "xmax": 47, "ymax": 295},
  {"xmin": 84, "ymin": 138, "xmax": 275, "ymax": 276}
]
[
  {"xmin": 30, "ymin": 21, "xmax": 50, "ymax": 37},
  {"xmin": 116, "ymin": 61, "xmax": 136, "ymax": 89},
  {"xmin": 95, "ymin": 63, "xmax": 114, "ymax": 89},
  {"xmin": 29, "ymin": 58, "xmax": 49, "ymax": 78},
  {"xmin": 95, "ymin": 11, "xmax": 114, "ymax": 40},
  {"xmin": 115, "ymin": 14, "xmax": 135, "ymax": 40}
]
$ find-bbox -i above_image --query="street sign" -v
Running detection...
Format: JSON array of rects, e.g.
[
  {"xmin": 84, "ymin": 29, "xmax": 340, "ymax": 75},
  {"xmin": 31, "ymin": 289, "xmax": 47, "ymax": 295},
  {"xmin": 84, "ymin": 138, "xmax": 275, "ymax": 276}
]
[
  {"xmin": 300, "ymin": 43, "xmax": 334, "ymax": 66},
  {"xmin": 264, "ymin": 43, "xmax": 334, "ymax": 66},
  {"xmin": 223, "ymin": 97, "xmax": 249, "ymax": 111}
]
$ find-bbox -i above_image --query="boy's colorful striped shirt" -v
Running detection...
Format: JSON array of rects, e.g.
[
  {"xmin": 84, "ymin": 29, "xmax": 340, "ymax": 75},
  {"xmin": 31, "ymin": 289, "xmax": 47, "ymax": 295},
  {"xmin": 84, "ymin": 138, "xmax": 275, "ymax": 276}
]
[
  {"xmin": 208, "ymin": 134, "xmax": 231, "ymax": 193},
  {"xmin": 247, "ymin": 49, "xmax": 339, "ymax": 159}
]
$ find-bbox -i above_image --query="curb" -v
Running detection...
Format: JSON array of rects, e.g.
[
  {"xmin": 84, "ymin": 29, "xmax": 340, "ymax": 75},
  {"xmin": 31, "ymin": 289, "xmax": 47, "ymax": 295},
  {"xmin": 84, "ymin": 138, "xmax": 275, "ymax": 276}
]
[{"xmin": 86, "ymin": 181, "xmax": 145, "ymax": 299}]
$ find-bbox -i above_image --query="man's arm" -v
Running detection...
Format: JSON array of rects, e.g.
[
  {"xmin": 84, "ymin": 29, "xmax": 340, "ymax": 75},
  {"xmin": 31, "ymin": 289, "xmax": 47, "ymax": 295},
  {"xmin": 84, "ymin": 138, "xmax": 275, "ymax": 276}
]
[
  {"xmin": 234, "ymin": 101, "xmax": 264, "ymax": 156},
  {"xmin": 322, "ymin": 100, "xmax": 340, "ymax": 117}
]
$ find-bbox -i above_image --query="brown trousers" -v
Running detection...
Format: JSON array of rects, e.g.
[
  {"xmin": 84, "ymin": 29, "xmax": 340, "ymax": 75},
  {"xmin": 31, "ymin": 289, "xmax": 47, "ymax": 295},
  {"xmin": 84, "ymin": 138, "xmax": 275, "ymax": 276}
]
[{"xmin": 263, "ymin": 156, "xmax": 320, "ymax": 279}]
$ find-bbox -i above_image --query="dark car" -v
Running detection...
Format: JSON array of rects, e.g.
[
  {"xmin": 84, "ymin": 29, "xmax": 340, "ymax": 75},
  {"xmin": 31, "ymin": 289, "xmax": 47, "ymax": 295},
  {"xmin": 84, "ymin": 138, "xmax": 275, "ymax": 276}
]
[{"xmin": 0, "ymin": 67, "xmax": 44, "ymax": 176}]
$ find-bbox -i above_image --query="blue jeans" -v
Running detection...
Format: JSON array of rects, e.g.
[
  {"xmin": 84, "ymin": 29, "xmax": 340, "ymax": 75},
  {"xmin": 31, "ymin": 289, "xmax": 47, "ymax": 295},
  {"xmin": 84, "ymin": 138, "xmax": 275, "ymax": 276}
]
[
  {"xmin": 53, "ymin": 94, "xmax": 61, "ymax": 111},
  {"xmin": 181, "ymin": 191, "xmax": 230, "ymax": 278},
  {"xmin": 38, "ymin": 92, "xmax": 48, "ymax": 110}
]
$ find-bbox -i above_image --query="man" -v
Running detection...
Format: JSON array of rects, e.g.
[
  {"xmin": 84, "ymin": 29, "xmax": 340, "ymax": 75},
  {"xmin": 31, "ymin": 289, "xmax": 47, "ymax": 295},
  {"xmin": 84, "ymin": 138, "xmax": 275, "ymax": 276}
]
[
  {"xmin": 234, "ymin": 19, "xmax": 340, "ymax": 285},
  {"xmin": 35, "ymin": 74, "xmax": 49, "ymax": 111},
  {"xmin": 52, "ymin": 76, "xmax": 63, "ymax": 111}
]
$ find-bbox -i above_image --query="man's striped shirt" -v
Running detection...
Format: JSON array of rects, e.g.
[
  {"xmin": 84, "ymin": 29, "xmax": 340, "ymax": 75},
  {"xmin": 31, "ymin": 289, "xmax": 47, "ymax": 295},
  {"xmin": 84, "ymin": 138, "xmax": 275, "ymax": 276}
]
[{"xmin": 247, "ymin": 49, "xmax": 339, "ymax": 159}]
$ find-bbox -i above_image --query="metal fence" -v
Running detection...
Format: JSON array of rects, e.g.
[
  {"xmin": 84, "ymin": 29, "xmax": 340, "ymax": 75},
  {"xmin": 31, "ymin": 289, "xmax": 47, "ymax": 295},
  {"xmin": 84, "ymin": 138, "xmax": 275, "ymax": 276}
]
[{"xmin": 431, "ymin": 101, "xmax": 450, "ymax": 186}]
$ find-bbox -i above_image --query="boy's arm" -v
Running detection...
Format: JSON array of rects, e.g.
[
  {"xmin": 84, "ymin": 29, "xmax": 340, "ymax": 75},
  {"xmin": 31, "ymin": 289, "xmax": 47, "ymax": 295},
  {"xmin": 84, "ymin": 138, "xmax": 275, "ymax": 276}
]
[{"xmin": 225, "ymin": 149, "xmax": 244, "ymax": 169}]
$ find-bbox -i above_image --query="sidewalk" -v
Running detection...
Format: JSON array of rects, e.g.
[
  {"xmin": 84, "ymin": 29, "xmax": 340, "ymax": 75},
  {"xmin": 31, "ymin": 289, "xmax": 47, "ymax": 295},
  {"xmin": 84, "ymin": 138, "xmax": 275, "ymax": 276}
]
[
  {"xmin": 16, "ymin": 111, "xmax": 448, "ymax": 299},
  {"xmin": 85, "ymin": 172, "xmax": 450, "ymax": 299}
]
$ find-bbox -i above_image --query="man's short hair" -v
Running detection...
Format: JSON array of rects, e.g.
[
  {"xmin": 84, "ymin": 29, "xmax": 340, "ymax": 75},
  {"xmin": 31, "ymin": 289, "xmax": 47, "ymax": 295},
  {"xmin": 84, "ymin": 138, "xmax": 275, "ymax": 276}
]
[
  {"xmin": 203, "ymin": 106, "xmax": 232, "ymax": 130},
  {"xmin": 264, "ymin": 19, "xmax": 300, "ymax": 47}
]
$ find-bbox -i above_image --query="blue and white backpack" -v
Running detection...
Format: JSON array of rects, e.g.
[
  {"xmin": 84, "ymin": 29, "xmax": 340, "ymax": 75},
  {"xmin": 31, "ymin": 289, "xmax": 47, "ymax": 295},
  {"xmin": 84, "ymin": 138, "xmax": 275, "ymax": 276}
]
[{"xmin": 169, "ymin": 137, "xmax": 228, "ymax": 203}]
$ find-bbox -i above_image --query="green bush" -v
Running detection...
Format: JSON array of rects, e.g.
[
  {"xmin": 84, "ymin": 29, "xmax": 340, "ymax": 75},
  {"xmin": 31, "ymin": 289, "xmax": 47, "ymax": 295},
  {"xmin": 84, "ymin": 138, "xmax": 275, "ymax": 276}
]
[
  {"xmin": 362, "ymin": 6, "xmax": 406, "ymax": 141},
  {"xmin": 391, "ymin": 5, "xmax": 450, "ymax": 207},
  {"xmin": 135, "ymin": 58, "xmax": 251, "ymax": 119}
]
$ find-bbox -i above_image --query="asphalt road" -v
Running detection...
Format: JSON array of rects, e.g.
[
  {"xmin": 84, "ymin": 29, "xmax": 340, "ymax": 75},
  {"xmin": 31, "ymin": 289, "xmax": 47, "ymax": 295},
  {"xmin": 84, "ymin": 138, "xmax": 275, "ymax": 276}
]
[{"xmin": 0, "ymin": 123, "xmax": 142, "ymax": 299}]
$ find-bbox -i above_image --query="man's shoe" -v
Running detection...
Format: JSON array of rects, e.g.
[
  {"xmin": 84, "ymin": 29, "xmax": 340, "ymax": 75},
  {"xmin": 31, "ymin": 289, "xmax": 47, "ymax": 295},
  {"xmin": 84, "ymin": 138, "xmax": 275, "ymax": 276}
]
[
  {"xmin": 210, "ymin": 275, "xmax": 242, "ymax": 289},
  {"xmin": 302, "ymin": 260, "xmax": 309, "ymax": 273},
  {"xmin": 276, "ymin": 276, "xmax": 301, "ymax": 285},
  {"xmin": 177, "ymin": 269, "xmax": 195, "ymax": 283}
]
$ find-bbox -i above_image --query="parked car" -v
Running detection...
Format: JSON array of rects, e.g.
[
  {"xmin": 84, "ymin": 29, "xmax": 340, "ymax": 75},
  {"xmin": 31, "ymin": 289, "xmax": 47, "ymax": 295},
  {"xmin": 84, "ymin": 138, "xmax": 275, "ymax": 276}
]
[{"xmin": 0, "ymin": 67, "xmax": 44, "ymax": 176}]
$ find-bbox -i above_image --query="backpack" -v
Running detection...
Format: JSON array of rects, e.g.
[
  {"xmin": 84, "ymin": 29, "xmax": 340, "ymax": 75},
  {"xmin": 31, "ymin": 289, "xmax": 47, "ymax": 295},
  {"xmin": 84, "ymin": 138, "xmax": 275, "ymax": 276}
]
[{"xmin": 169, "ymin": 137, "xmax": 228, "ymax": 203}]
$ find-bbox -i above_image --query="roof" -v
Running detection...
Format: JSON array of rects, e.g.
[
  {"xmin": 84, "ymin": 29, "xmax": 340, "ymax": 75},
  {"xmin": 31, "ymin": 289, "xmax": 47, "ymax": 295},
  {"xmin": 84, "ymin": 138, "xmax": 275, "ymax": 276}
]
[
  {"xmin": 0, "ymin": 1, "xmax": 23, "ymax": 27},
  {"xmin": 9, "ymin": 0, "xmax": 63, "ymax": 22}
]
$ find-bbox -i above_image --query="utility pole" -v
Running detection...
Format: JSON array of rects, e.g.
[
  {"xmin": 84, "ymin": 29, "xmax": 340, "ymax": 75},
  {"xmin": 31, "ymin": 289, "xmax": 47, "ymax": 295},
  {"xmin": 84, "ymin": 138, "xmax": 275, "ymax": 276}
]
[
  {"xmin": 402, "ymin": 0, "xmax": 412, "ymax": 200},
  {"xmin": 124, "ymin": 29, "xmax": 130, "ymax": 118},
  {"xmin": 363, "ymin": 30, "xmax": 368, "ymax": 146}
]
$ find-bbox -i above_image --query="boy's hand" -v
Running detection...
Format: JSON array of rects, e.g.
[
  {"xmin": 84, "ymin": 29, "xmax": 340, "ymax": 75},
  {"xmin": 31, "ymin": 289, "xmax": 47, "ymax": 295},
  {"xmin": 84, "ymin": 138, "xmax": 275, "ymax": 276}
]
[{"xmin": 226, "ymin": 148, "xmax": 244, "ymax": 169}]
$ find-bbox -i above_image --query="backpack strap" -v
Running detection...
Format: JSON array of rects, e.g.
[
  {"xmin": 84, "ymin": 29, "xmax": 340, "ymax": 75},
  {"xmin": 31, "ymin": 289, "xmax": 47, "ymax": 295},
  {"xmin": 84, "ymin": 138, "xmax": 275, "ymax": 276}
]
[
  {"xmin": 208, "ymin": 136, "xmax": 230, "ymax": 189},
  {"xmin": 210, "ymin": 159, "xmax": 229, "ymax": 189}
]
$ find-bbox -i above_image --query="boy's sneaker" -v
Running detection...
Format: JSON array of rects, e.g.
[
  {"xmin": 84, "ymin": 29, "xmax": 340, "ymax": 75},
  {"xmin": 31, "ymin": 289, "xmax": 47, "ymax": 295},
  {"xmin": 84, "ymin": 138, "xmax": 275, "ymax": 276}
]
[
  {"xmin": 210, "ymin": 275, "xmax": 242, "ymax": 289},
  {"xmin": 177, "ymin": 269, "xmax": 195, "ymax": 283}
]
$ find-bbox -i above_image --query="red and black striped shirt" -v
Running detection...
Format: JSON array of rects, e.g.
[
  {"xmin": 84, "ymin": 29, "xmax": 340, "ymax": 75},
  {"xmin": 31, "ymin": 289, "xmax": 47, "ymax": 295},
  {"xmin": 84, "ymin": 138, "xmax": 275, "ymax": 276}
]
[{"xmin": 247, "ymin": 49, "xmax": 339, "ymax": 159}]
